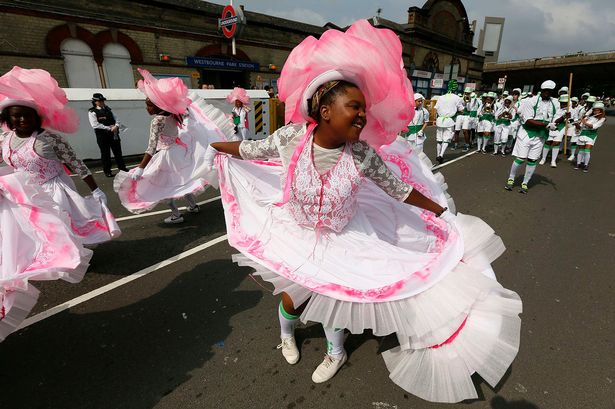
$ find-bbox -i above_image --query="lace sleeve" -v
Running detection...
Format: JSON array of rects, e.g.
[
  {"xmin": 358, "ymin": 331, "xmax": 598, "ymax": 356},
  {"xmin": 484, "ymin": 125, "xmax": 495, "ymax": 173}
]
[
  {"xmin": 352, "ymin": 141, "xmax": 412, "ymax": 201},
  {"xmin": 0, "ymin": 132, "xmax": 6, "ymax": 165},
  {"xmin": 45, "ymin": 133, "xmax": 91, "ymax": 179},
  {"xmin": 145, "ymin": 115, "xmax": 166, "ymax": 155},
  {"xmin": 238, "ymin": 124, "xmax": 303, "ymax": 160},
  {"xmin": 239, "ymin": 134, "xmax": 279, "ymax": 160}
]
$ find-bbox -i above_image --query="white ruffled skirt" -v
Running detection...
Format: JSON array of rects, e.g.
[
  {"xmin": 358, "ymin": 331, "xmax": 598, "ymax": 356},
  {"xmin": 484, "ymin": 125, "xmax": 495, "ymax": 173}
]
[
  {"xmin": 214, "ymin": 138, "xmax": 522, "ymax": 403},
  {"xmin": 0, "ymin": 170, "xmax": 92, "ymax": 342},
  {"xmin": 43, "ymin": 172, "xmax": 119, "ymax": 245},
  {"xmin": 114, "ymin": 98, "xmax": 234, "ymax": 213}
]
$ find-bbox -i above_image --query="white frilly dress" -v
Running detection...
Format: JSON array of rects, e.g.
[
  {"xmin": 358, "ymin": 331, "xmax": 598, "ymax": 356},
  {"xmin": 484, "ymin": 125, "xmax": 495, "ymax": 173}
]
[
  {"xmin": 0, "ymin": 131, "xmax": 120, "ymax": 245},
  {"xmin": 0, "ymin": 168, "xmax": 92, "ymax": 342},
  {"xmin": 212, "ymin": 123, "xmax": 522, "ymax": 403},
  {"xmin": 113, "ymin": 97, "xmax": 235, "ymax": 213}
]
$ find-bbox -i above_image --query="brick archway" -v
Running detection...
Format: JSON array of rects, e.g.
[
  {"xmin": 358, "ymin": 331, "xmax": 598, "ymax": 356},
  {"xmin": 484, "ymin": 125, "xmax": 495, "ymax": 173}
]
[
  {"xmin": 423, "ymin": 52, "xmax": 440, "ymax": 72},
  {"xmin": 95, "ymin": 30, "xmax": 143, "ymax": 64},
  {"xmin": 46, "ymin": 24, "xmax": 101, "ymax": 63}
]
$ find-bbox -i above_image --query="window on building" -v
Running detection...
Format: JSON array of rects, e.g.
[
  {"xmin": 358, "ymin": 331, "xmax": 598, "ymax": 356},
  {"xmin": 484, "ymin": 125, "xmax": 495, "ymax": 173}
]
[
  {"xmin": 102, "ymin": 43, "xmax": 135, "ymax": 88},
  {"xmin": 61, "ymin": 39, "xmax": 102, "ymax": 88}
]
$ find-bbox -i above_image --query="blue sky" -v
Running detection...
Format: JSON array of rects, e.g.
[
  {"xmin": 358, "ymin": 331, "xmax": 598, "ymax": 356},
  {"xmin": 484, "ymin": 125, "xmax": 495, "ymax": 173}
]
[{"xmin": 209, "ymin": 0, "xmax": 615, "ymax": 61}]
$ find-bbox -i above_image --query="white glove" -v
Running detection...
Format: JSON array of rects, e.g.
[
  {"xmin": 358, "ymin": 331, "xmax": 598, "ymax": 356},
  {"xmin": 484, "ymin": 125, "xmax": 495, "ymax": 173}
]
[
  {"xmin": 438, "ymin": 208, "xmax": 456, "ymax": 224},
  {"xmin": 204, "ymin": 145, "xmax": 219, "ymax": 169},
  {"xmin": 92, "ymin": 187, "xmax": 107, "ymax": 205},
  {"xmin": 131, "ymin": 167, "xmax": 144, "ymax": 181},
  {"xmin": 547, "ymin": 122, "xmax": 557, "ymax": 131},
  {"xmin": 417, "ymin": 130, "xmax": 424, "ymax": 138}
]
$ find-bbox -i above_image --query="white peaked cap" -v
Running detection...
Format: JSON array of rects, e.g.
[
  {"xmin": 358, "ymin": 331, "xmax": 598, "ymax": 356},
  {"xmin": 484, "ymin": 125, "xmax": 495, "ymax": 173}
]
[
  {"xmin": 414, "ymin": 93, "xmax": 424, "ymax": 100},
  {"xmin": 540, "ymin": 80, "xmax": 556, "ymax": 90}
]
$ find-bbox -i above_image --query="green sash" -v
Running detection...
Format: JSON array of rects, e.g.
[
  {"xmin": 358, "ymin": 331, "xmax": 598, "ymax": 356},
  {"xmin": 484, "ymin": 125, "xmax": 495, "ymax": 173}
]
[
  {"xmin": 404, "ymin": 124, "xmax": 423, "ymax": 136},
  {"xmin": 479, "ymin": 113, "xmax": 495, "ymax": 121},
  {"xmin": 556, "ymin": 122, "xmax": 566, "ymax": 131},
  {"xmin": 496, "ymin": 118, "xmax": 511, "ymax": 126},
  {"xmin": 580, "ymin": 129, "xmax": 598, "ymax": 139},
  {"xmin": 522, "ymin": 120, "xmax": 548, "ymax": 138},
  {"xmin": 468, "ymin": 111, "xmax": 478, "ymax": 117}
]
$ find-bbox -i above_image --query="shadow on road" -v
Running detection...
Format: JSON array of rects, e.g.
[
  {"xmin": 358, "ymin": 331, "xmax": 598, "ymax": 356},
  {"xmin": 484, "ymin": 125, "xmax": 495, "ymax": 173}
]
[
  {"xmin": 0, "ymin": 258, "xmax": 261, "ymax": 409},
  {"xmin": 491, "ymin": 395, "xmax": 541, "ymax": 408},
  {"xmin": 89, "ymin": 199, "xmax": 226, "ymax": 276}
]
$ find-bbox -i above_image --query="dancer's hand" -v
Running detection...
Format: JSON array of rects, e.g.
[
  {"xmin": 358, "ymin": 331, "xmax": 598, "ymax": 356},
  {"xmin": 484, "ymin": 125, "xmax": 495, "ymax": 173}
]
[
  {"xmin": 92, "ymin": 187, "xmax": 108, "ymax": 205},
  {"xmin": 204, "ymin": 145, "xmax": 218, "ymax": 169},
  {"xmin": 547, "ymin": 122, "xmax": 557, "ymax": 131},
  {"xmin": 417, "ymin": 131, "xmax": 424, "ymax": 138},
  {"xmin": 131, "ymin": 167, "xmax": 144, "ymax": 181}
]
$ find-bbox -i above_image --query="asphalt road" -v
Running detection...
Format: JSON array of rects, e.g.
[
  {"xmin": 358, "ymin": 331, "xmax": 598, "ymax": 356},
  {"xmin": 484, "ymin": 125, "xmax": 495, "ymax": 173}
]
[{"xmin": 1, "ymin": 124, "xmax": 614, "ymax": 409}]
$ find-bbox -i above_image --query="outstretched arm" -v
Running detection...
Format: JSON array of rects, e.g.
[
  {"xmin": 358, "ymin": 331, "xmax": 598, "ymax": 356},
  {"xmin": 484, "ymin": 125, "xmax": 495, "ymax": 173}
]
[
  {"xmin": 211, "ymin": 141, "xmax": 242, "ymax": 157},
  {"xmin": 404, "ymin": 189, "xmax": 445, "ymax": 215}
]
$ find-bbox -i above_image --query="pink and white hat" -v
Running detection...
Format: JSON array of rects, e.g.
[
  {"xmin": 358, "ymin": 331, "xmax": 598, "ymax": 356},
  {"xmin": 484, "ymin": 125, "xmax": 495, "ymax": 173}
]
[
  {"xmin": 226, "ymin": 87, "xmax": 250, "ymax": 105},
  {"xmin": 278, "ymin": 19, "xmax": 414, "ymax": 148},
  {"xmin": 137, "ymin": 68, "xmax": 191, "ymax": 116},
  {"xmin": 0, "ymin": 66, "xmax": 79, "ymax": 133}
]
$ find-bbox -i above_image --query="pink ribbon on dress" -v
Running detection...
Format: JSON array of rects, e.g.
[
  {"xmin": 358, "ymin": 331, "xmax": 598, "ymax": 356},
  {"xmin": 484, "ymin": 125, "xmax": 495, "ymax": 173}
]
[{"xmin": 275, "ymin": 122, "xmax": 317, "ymax": 207}]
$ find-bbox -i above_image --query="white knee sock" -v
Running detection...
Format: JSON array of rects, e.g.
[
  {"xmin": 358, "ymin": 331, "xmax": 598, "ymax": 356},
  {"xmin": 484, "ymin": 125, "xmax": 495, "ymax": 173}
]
[
  {"xmin": 541, "ymin": 146, "xmax": 550, "ymax": 161},
  {"xmin": 440, "ymin": 142, "xmax": 449, "ymax": 156},
  {"xmin": 324, "ymin": 327, "xmax": 345, "ymax": 358},
  {"xmin": 584, "ymin": 151, "xmax": 591, "ymax": 165},
  {"xmin": 436, "ymin": 143, "xmax": 441, "ymax": 157},
  {"xmin": 509, "ymin": 159, "xmax": 523, "ymax": 180},
  {"xmin": 278, "ymin": 302, "xmax": 299, "ymax": 339},
  {"xmin": 577, "ymin": 152, "xmax": 585, "ymax": 165},
  {"xmin": 168, "ymin": 199, "xmax": 181, "ymax": 217},
  {"xmin": 523, "ymin": 161, "xmax": 537, "ymax": 185},
  {"xmin": 184, "ymin": 193, "xmax": 197, "ymax": 208},
  {"xmin": 551, "ymin": 146, "xmax": 560, "ymax": 163},
  {"xmin": 477, "ymin": 137, "xmax": 483, "ymax": 150},
  {"xmin": 570, "ymin": 145, "xmax": 577, "ymax": 156}
]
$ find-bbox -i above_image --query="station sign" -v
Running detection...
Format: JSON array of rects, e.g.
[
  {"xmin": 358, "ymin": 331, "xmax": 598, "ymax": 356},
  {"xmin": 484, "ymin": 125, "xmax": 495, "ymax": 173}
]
[
  {"xmin": 219, "ymin": 5, "xmax": 246, "ymax": 39},
  {"xmin": 186, "ymin": 56, "xmax": 259, "ymax": 71}
]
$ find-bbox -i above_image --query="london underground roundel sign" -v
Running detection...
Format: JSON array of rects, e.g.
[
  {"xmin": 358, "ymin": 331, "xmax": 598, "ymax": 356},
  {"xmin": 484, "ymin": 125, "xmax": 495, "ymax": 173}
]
[{"xmin": 220, "ymin": 5, "xmax": 238, "ymax": 39}]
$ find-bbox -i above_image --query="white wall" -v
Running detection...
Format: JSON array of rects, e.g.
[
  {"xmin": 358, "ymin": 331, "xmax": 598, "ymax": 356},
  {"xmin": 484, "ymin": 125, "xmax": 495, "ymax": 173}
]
[{"xmin": 64, "ymin": 89, "xmax": 270, "ymax": 161}]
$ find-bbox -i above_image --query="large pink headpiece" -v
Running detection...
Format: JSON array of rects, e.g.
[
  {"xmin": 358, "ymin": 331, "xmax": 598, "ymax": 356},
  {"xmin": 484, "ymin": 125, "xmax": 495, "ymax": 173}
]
[
  {"xmin": 226, "ymin": 87, "xmax": 250, "ymax": 105},
  {"xmin": 137, "ymin": 68, "xmax": 191, "ymax": 116},
  {"xmin": 0, "ymin": 66, "xmax": 79, "ymax": 133},
  {"xmin": 278, "ymin": 19, "xmax": 414, "ymax": 148}
]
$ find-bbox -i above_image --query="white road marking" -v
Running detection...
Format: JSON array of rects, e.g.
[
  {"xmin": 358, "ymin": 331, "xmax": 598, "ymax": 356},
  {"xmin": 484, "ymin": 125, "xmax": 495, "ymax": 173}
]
[
  {"xmin": 115, "ymin": 196, "xmax": 222, "ymax": 222},
  {"xmin": 432, "ymin": 150, "xmax": 478, "ymax": 170},
  {"xmin": 18, "ymin": 234, "xmax": 229, "ymax": 330}
]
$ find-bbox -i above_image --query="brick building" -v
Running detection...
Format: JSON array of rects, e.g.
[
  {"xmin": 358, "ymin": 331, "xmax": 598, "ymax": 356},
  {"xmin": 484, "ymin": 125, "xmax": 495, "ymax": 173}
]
[{"xmin": 1, "ymin": 0, "xmax": 484, "ymax": 96}]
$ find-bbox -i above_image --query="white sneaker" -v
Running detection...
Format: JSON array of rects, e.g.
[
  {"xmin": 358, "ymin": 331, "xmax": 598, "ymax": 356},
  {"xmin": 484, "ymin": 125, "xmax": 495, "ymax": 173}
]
[
  {"xmin": 311, "ymin": 353, "xmax": 347, "ymax": 383},
  {"xmin": 186, "ymin": 205, "xmax": 200, "ymax": 213},
  {"xmin": 550, "ymin": 162, "xmax": 557, "ymax": 168},
  {"xmin": 277, "ymin": 337, "xmax": 300, "ymax": 365},
  {"xmin": 567, "ymin": 155, "xmax": 575, "ymax": 161},
  {"xmin": 539, "ymin": 159, "xmax": 546, "ymax": 165},
  {"xmin": 164, "ymin": 214, "xmax": 184, "ymax": 224}
]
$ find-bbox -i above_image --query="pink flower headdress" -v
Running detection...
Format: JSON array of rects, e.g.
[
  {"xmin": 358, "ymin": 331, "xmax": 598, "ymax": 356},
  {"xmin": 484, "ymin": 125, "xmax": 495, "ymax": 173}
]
[
  {"xmin": 0, "ymin": 67, "xmax": 79, "ymax": 133},
  {"xmin": 278, "ymin": 19, "xmax": 415, "ymax": 148},
  {"xmin": 137, "ymin": 68, "xmax": 191, "ymax": 116},
  {"xmin": 226, "ymin": 87, "xmax": 250, "ymax": 106}
]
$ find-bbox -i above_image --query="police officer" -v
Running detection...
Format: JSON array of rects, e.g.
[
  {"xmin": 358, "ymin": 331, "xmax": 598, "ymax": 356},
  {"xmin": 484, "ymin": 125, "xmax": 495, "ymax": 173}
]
[{"xmin": 88, "ymin": 93, "xmax": 127, "ymax": 177}]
